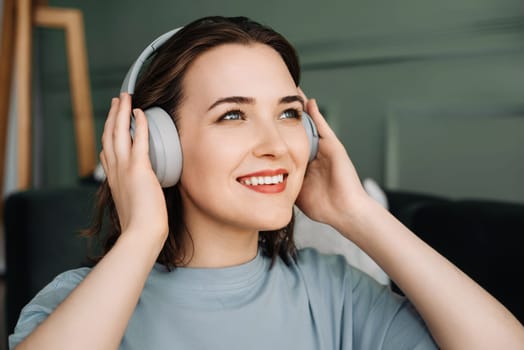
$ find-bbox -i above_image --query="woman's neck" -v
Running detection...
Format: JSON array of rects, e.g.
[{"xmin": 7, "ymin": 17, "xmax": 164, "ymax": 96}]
[{"xmin": 181, "ymin": 226, "xmax": 260, "ymax": 268}]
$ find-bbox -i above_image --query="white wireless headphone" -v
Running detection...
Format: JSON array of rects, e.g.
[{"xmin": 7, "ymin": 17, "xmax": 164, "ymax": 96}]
[{"xmin": 120, "ymin": 27, "xmax": 319, "ymax": 188}]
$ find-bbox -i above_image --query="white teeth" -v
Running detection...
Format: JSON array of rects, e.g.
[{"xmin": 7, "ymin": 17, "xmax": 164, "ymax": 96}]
[{"xmin": 240, "ymin": 174, "xmax": 284, "ymax": 186}]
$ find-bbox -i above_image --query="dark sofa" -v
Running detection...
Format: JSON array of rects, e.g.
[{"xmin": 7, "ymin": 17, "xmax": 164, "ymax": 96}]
[
  {"xmin": 4, "ymin": 185, "xmax": 524, "ymax": 340},
  {"xmin": 4, "ymin": 184, "xmax": 98, "ymax": 337},
  {"xmin": 386, "ymin": 190, "xmax": 524, "ymax": 323}
]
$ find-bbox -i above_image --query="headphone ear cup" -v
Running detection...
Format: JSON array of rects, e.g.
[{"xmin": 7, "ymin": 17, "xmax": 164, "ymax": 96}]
[
  {"xmin": 301, "ymin": 111, "xmax": 319, "ymax": 162},
  {"xmin": 136, "ymin": 106, "xmax": 182, "ymax": 187}
]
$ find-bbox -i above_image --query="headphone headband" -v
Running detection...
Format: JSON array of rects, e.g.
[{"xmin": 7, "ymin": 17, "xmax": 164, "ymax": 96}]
[{"xmin": 120, "ymin": 27, "xmax": 183, "ymax": 94}]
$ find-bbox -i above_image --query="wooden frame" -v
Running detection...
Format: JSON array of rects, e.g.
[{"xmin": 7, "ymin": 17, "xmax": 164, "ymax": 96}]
[
  {"xmin": 0, "ymin": 1, "xmax": 96, "ymax": 193},
  {"xmin": 33, "ymin": 6, "xmax": 96, "ymax": 180},
  {"xmin": 15, "ymin": 0, "xmax": 33, "ymax": 190},
  {"xmin": 0, "ymin": 0, "xmax": 16, "ymax": 195}
]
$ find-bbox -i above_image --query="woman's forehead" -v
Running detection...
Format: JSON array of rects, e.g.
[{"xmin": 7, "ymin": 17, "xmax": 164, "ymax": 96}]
[{"xmin": 182, "ymin": 43, "xmax": 297, "ymax": 106}]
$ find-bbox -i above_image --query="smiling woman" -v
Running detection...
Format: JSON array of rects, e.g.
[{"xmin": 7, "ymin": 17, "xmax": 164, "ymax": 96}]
[
  {"xmin": 9, "ymin": 16, "xmax": 524, "ymax": 350},
  {"xmin": 176, "ymin": 42, "xmax": 310, "ymax": 266}
]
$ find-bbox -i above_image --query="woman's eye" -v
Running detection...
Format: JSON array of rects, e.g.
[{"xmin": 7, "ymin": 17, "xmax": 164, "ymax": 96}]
[
  {"xmin": 279, "ymin": 109, "xmax": 301, "ymax": 120},
  {"xmin": 220, "ymin": 110, "xmax": 244, "ymax": 121}
]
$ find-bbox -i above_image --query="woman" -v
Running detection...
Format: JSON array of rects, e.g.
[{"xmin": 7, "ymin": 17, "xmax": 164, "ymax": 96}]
[{"xmin": 9, "ymin": 16, "xmax": 524, "ymax": 350}]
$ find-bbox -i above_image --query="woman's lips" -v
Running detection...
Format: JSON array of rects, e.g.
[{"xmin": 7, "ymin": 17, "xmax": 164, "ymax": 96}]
[{"xmin": 237, "ymin": 169, "xmax": 288, "ymax": 194}]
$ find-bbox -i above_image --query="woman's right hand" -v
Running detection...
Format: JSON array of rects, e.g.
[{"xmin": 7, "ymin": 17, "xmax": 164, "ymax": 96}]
[
  {"xmin": 295, "ymin": 91, "xmax": 370, "ymax": 233},
  {"xmin": 100, "ymin": 93, "xmax": 169, "ymax": 241}
]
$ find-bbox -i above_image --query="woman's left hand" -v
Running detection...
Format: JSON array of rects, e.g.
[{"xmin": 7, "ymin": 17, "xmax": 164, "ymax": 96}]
[{"xmin": 295, "ymin": 89, "xmax": 370, "ymax": 229}]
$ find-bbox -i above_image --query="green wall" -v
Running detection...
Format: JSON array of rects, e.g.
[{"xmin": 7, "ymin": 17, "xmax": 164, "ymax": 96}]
[{"xmin": 35, "ymin": 0, "xmax": 524, "ymax": 202}]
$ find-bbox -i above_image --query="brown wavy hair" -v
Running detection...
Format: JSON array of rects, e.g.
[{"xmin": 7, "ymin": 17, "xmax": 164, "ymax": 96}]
[{"xmin": 84, "ymin": 16, "xmax": 302, "ymax": 269}]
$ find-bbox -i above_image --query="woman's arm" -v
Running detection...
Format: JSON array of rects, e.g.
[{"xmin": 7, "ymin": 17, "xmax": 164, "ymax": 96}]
[
  {"xmin": 296, "ymin": 92, "xmax": 524, "ymax": 350},
  {"xmin": 335, "ymin": 197, "xmax": 524, "ymax": 349},
  {"xmin": 16, "ymin": 94, "xmax": 168, "ymax": 350}
]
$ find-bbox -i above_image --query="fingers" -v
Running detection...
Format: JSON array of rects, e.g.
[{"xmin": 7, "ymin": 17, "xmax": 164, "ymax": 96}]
[
  {"xmin": 101, "ymin": 93, "xmax": 134, "ymax": 179},
  {"xmin": 113, "ymin": 93, "xmax": 132, "ymax": 160},
  {"xmin": 99, "ymin": 150, "xmax": 108, "ymax": 176},
  {"xmin": 306, "ymin": 98, "xmax": 336, "ymax": 140},
  {"xmin": 101, "ymin": 97, "xmax": 120, "ymax": 168},
  {"xmin": 131, "ymin": 108, "xmax": 150, "ymax": 164}
]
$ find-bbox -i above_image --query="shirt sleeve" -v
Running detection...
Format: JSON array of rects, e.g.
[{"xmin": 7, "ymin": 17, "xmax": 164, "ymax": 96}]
[
  {"xmin": 346, "ymin": 261, "xmax": 438, "ymax": 350},
  {"xmin": 8, "ymin": 268, "xmax": 91, "ymax": 349},
  {"xmin": 296, "ymin": 248, "xmax": 438, "ymax": 350}
]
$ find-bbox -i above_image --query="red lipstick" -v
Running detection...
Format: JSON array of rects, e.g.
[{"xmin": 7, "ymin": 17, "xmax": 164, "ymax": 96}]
[{"xmin": 237, "ymin": 168, "xmax": 288, "ymax": 194}]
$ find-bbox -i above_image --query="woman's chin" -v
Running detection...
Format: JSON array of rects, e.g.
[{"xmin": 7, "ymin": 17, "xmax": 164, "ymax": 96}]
[{"xmin": 256, "ymin": 212, "xmax": 293, "ymax": 232}]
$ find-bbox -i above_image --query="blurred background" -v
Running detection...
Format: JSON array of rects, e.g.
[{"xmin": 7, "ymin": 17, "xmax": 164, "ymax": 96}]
[
  {"xmin": 4, "ymin": 0, "xmax": 524, "ymax": 200},
  {"xmin": 1, "ymin": 0, "xmax": 524, "ymax": 348}
]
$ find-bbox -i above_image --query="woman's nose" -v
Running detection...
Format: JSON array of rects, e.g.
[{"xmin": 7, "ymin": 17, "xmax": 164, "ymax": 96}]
[{"xmin": 252, "ymin": 121, "xmax": 288, "ymax": 159}]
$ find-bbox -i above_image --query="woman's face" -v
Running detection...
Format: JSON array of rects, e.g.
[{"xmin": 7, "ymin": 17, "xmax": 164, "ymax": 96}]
[{"xmin": 177, "ymin": 43, "xmax": 309, "ymax": 236}]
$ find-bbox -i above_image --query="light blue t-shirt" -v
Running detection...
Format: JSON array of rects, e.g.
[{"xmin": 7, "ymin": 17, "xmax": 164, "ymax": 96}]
[{"xmin": 9, "ymin": 248, "xmax": 437, "ymax": 349}]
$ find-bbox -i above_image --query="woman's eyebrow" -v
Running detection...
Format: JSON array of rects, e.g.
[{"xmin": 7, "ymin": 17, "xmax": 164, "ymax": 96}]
[
  {"xmin": 207, "ymin": 95, "xmax": 305, "ymax": 111},
  {"xmin": 279, "ymin": 95, "xmax": 304, "ymax": 109},
  {"xmin": 208, "ymin": 96, "xmax": 254, "ymax": 111}
]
